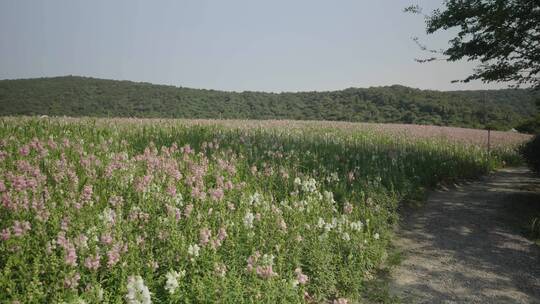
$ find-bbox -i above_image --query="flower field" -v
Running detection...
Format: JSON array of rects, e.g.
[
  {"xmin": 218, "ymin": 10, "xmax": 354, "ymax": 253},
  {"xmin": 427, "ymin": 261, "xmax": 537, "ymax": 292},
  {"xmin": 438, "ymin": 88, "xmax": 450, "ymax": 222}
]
[{"xmin": 0, "ymin": 118, "xmax": 527, "ymax": 303}]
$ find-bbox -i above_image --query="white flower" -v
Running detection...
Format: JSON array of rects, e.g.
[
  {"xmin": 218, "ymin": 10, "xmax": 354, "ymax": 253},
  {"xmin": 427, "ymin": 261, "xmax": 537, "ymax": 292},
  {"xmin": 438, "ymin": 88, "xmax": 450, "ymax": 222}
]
[
  {"xmin": 86, "ymin": 226, "xmax": 99, "ymax": 243},
  {"xmin": 261, "ymin": 254, "xmax": 275, "ymax": 266},
  {"xmin": 317, "ymin": 217, "xmax": 325, "ymax": 229},
  {"xmin": 326, "ymin": 172, "xmax": 339, "ymax": 182},
  {"xmin": 342, "ymin": 232, "xmax": 350, "ymax": 241},
  {"xmin": 165, "ymin": 270, "xmax": 185, "ymax": 294},
  {"xmin": 243, "ymin": 212, "xmax": 255, "ymax": 229},
  {"xmin": 248, "ymin": 192, "xmax": 263, "ymax": 205},
  {"xmin": 174, "ymin": 193, "xmax": 184, "ymax": 206},
  {"xmin": 188, "ymin": 244, "xmax": 200, "ymax": 257},
  {"xmin": 100, "ymin": 207, "xmax": 116, "ymax": 225},
  {"xmin": 350, "ymin": 221, "xmax": 363, "ymax": 232},
  {"xmin": 96, "ymin": 285, "xmax": 104, "ymax": 301},
  {"xmin": 374, "ymin": 233, "xmax": 380, "ymax": 240},
  {"xmin": 294, "ymin": 177, "xmax": 302, "ymax": 186},
  {"xmin": 126, "ymin": 275, "xmax": 151, "ymax": 304},
  {"xmin": 293, "ymin": 200, "xmax": 308, "ymax": 212},
  {"xmin": 323, "ymin": 191, "xmax": 335, "ymax": 204},
  {"xmin": 301, "ymin": 178, "xmax": 317, "ymax": 193},
  {"xmin": 324, "ymin": 223, "xmax": 333, "ymax": 232}
]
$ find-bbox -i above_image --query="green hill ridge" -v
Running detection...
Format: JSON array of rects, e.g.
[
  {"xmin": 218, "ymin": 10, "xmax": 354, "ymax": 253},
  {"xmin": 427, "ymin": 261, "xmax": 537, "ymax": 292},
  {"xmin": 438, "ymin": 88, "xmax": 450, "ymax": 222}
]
[{"xmin": 1, "ymin": 76, "xmax": 538, "ymax": 130}]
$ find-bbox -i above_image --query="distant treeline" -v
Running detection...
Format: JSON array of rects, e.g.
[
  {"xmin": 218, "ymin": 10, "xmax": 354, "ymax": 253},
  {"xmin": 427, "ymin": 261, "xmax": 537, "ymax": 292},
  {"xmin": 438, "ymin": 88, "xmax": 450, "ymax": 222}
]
[{"xmin": 1, "ymin": 76, "xmax": 538, "ymax": 130}]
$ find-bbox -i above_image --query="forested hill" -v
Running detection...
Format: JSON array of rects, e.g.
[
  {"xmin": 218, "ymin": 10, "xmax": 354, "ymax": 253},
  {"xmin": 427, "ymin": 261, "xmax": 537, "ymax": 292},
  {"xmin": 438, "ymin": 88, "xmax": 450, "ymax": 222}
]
[{"xmin": 1, "ymin": 76, "xmax": 538, "ymax": 130}]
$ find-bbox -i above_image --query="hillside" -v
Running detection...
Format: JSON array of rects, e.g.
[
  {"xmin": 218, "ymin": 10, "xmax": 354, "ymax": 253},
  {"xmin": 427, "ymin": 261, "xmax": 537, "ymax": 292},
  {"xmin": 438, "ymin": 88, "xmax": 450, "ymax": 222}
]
[{"xmin": 1, "ymin": 76, "xmax": 538, "ymax": 130}]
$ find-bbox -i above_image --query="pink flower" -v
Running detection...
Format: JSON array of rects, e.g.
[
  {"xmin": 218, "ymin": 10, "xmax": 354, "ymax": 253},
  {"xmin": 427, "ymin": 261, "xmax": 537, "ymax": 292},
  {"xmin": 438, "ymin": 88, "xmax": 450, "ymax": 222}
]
[
  {"xmin": 256, "ymin": 265, "xmax": 277, "ymax": 279},
  {"xmin": 60, "ymin": 218, "xmax": 69, "ymax": 231},
  {"xmin": 107, "ymin": 243, "xmax": 122, "ymax": 268},
  {"xmin": 191, "ymin": 186, "xmax": 206, "ymax": 200},
  {"xmin": 209, "ymin": 227, "xmax": 228, "ymax": 249},
  {"xmin": 0, "ymin": 180, "xmax": 5, "ymax": 192},
  {"xmin": 1, "ymin": 228, "xmax": 11, "ymax": 241},
  {"xmin": 165, "ymin": 204, "xmax": 182, "ymax": 222},
  {"xmin": 217, "ymin": 227, "xmax": 227, "ymax": 242},
  {"xmin": 48, "ymin": 138, "xmax": 57, "ymax": 149},
  {"xmin": 199, "ymin": 228, "xmax": 211, "ymax": 246},
  {"xmin": 108, "ymin": 195, "xmax": 124, "ymax": 207},
  {"xmin": 166, "ymin": 185, "xmax": 177, "ymax": 197},
  {"xmin": 246, "ymin": 251, "xmax": 261, "ymax": 272},
  {"xmin": 343, "ymin": 202, "xmax": 353, "ymax": 214},
  {"xmin": 182, "ymin": 144, "xmax": 193, "ymax": 154},
  {"xmin": 81, "ymin": 185, "xmax": 93, "ymax": 201},
  {"xmin": 56, "ymin": 232, "xmax": 69, "ymax": 249},
  {"xmin": 1, "ymin": 193, "xmax": 11, "ymax": 209},
  {"xmin": 19, "ymin": 145, "xmax": 30, "ymax": 156},
  {"xmin": 216, "ymin": 175, "xmax": 224, "ymax": 187},
  {"xmin": 333, "ymin": 298, "xmax": 349, "ymax": 304},
  {"xmin": 100, "ymin": 233, "xmax": 113, "ymax": 245},
  {"xmin": 65, "ymin": 243, "xmax": 78, "ymax": 267},
  {"xmin": 134, "ymin": 175, "xmax": 152, "ymax": 193},
  {"xmin": 210, "ymin": 188, "xmax": 224, "ymax": 201},
  {"xmin": 11, "ymin": 175, "xmax": 27, "ymax": 192},
  {"xmin": 35, "ymin": 211, "xmax": 50, "ymax": 224},
  {"xmin": 224, "ymin": 181, "xmax": 234, "ymax": 190},
  {"xmin": 12, "ymin": 221, "xmax": 31, "ymax": 237},
  {"xmin": 84, "ymin": 253, "xmax": 101, "ymax": 271},
  {"xmin": 295, "ymin": 268, "xmax": 309, "ymax": 285},
  {"xmin": 64, "ymin": 272, "xmax": 81, "ymax": 289},
  {"xmin": 184, "ymin": 204, "xmax": 193, "ymax": 218}
]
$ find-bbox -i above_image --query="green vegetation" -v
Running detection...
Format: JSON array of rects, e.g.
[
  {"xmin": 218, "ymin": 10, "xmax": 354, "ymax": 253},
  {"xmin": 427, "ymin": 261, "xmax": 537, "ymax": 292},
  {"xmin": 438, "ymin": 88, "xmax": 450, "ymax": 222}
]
[
  {"xmin": 502, "ymin": 191, "xmax": 540, "ymax": 245},
  {"xmin": 1, "ymin": 76, "xmax": 538, "ymax": 130},
  {"xmin": 0, "ymin": 118, "xmax": 520, "ymax": 303},
  {"xmin": 515, "ymin": 100, "xmax": 540, "ymax": 134},
  {"xmin": 521, "ymin": 135, "xmax": 540, "ymax": 175},
  {"xmin": 516, "ymin": 115, "xmax": 540, "ymax": 134},
  {"xmin": 408, "ymin": 1, "xmax": 540, "ymax": 89}
]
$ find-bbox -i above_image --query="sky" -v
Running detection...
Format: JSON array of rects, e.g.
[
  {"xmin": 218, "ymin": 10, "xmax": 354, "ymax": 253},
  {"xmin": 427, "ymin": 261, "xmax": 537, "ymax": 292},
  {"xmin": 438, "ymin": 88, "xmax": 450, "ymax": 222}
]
[{"xmin": 0, "ymin": 0, "xmax": 509, "ymax": 92}]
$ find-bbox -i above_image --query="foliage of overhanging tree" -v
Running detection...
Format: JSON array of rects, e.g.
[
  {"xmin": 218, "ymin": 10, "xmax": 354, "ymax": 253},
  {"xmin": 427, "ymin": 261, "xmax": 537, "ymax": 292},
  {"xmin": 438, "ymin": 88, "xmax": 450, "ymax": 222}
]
[{"xmin": 409, "ymin": 0, "xmax": 540, "ymax": 89}]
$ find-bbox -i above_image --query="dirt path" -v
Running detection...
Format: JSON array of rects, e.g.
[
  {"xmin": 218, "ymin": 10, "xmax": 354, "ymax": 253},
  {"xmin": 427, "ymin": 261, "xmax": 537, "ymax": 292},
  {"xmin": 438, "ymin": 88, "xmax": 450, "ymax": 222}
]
[{"xmin": 390, "ymin": 167, "xmax": 540, "ymax": 304}]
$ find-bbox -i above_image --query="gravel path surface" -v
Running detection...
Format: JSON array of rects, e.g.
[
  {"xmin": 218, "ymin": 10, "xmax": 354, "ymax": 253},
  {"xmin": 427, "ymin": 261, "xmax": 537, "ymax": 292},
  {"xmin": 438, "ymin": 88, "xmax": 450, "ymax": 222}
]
[{"xmin": 390, "ymin": 167, "xmax": 540, "ymax": 303}]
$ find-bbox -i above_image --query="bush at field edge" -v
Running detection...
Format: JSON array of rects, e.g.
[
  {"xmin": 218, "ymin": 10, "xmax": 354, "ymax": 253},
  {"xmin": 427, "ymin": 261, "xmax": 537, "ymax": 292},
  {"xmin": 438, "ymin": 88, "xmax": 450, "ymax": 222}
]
[{"xmin": 520, "ymin": 134, "xmax": 540, "ymax": 175}]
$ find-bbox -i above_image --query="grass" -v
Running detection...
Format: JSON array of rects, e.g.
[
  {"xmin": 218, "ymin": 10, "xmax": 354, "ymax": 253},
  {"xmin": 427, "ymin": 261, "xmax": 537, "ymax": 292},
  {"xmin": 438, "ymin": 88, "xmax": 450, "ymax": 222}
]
[{"xmin": 0, "ymin": 117, "xmax": 526, "ymax": 303}]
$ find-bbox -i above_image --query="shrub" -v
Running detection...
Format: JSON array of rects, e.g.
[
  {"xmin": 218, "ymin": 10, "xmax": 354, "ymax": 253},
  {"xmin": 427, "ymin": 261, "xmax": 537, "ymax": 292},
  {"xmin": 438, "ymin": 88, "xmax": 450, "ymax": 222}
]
[
  {"xmin": 515, "ymin": 115, "xmax": 540, "ymax": 134},
  {"xmin": 520, "ymin": 134, "xmax": 540, "ymax": 175}
]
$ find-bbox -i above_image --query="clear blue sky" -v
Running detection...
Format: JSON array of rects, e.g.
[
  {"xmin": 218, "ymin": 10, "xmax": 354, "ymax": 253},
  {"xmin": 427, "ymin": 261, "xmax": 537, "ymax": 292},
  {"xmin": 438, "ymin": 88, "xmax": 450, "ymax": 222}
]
[{"xmin": 0, "ymin": 0, "xmax": 508, "ymax": 92}]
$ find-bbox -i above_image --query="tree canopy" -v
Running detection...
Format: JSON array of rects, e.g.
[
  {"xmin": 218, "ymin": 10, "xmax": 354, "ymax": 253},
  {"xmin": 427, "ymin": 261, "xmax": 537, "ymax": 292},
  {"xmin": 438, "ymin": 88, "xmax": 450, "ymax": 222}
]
[
  {"xmin": 409, "ymin": 0, "xmax": 540, "ymax": 89},
  {"xmin": 1, "ymin": 76, "xmax": 538, "ymax": 131}
]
